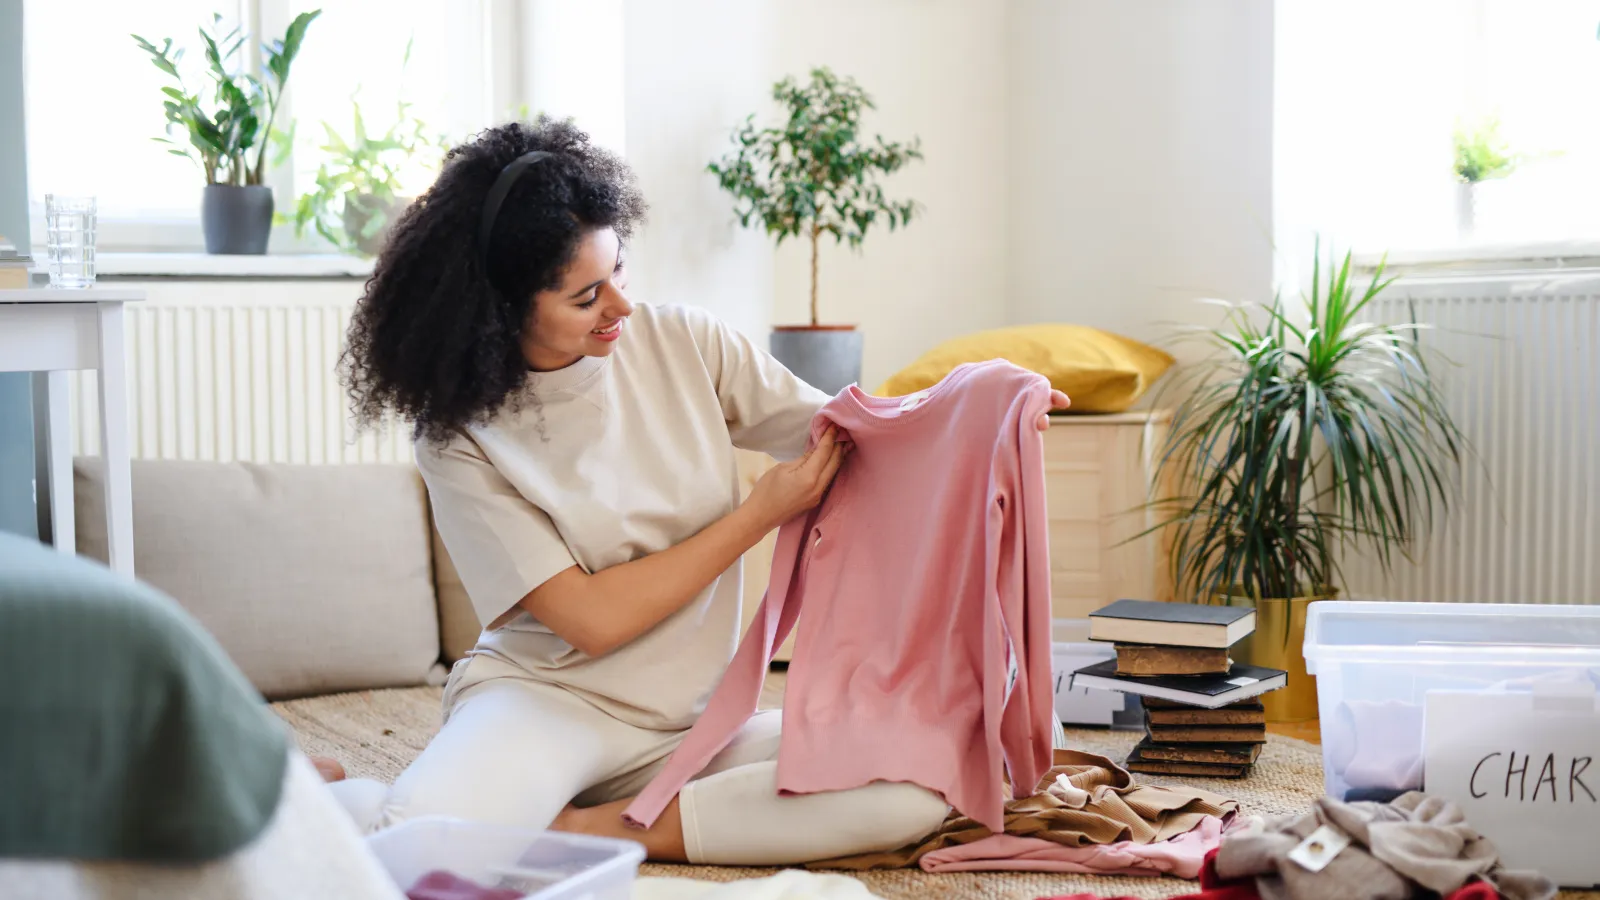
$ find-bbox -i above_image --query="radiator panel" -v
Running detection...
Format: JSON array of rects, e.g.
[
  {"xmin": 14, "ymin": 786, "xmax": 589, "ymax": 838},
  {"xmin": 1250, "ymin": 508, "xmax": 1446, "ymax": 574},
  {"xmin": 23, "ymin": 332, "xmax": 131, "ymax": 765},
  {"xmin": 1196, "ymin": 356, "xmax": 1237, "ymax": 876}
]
[
  {"xmin": 71, "ymin": 300, "xmax": 411, "ymax": 466},
  {"xmin": 1345, "ymin": 271, "xmax": 1600, "ymax": 604}
]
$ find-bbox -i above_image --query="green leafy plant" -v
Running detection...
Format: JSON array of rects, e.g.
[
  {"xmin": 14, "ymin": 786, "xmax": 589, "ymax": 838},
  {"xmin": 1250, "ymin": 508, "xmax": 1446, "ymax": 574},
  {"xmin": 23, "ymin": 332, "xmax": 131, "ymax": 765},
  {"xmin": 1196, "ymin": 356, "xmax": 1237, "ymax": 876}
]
[
  {"xmin": 287, "ymin": 95, "xmax": 446, "ymax": 256},
  {"xmin": 133, "ymin": 10, "xmax": 320, "ymax": 186},
  {"xmin": 1148, "ymin": 240, "xmax": 1466, "ymax": 615},
  {"xmin": 709, "ymin": 67, "xmax": 923, "ymax": 326},
  {"xmin": 1453, "ymin": 116, "xmax": 1518, "ymax": 183}
]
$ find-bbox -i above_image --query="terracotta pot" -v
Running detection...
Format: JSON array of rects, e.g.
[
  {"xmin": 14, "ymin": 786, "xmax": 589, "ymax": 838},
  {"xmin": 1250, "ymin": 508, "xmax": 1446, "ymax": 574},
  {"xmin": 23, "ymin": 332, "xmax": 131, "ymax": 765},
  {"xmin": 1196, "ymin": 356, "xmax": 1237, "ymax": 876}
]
[{"xmin": 1217, "ymin": 589, "xmax": 1337, "ymax": 723}]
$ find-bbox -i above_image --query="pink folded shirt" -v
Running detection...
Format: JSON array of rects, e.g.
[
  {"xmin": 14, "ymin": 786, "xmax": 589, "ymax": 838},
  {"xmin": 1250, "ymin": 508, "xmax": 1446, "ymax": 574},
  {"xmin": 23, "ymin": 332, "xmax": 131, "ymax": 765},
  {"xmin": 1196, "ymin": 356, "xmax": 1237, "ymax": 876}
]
[
  {"xmin": 919, "ymin": 815, "xmax": 1228, "ymax": 877},
  {"xmin": 623, "ymin": 361, "xmax": 1057, "ymax": 832}
]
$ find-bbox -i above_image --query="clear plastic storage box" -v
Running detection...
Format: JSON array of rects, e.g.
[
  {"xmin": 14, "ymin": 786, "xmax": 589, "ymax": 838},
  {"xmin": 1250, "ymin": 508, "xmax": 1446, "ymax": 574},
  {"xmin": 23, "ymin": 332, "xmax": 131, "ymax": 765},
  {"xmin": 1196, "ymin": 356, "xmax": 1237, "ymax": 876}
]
[
  {"xmin": 366, "ymin": 817, "xmax": 644, "ymax": 900},
  {"xmin": 1304, "ymin": 601, "xmax": 1600, "ymax": 801}
]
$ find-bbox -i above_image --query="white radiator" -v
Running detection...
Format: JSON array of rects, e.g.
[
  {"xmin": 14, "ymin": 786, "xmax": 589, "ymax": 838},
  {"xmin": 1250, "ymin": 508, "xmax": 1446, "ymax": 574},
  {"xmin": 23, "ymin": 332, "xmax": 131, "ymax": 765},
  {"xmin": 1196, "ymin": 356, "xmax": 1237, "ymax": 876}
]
[
  {"xmin": 1345, "ymin": 269, "xmax": 1600, "ymax": 604},
  {"xmin": 70, "ymin": 297, "xmax": 411, "ymax": 465}
]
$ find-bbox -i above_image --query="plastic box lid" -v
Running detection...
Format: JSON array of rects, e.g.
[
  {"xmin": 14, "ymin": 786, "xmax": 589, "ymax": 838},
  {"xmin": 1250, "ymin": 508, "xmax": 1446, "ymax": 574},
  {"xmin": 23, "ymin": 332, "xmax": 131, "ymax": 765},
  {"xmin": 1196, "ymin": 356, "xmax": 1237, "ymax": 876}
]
[
  {"xmin": 1303, "ymin": 601, "xmax": 1600, "ymax": 674},
  {"xmin": 366, "ymin": 816, "xmax": 644, "ymax": 900}
]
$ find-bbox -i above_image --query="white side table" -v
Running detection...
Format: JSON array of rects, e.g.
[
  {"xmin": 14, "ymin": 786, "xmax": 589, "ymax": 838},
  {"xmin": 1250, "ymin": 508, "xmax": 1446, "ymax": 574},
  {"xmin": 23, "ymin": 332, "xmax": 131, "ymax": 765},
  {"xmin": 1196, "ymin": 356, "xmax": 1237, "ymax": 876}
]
[{"xmin": 0, "ymin": 287, "xmax": 141, "ymax": 576}]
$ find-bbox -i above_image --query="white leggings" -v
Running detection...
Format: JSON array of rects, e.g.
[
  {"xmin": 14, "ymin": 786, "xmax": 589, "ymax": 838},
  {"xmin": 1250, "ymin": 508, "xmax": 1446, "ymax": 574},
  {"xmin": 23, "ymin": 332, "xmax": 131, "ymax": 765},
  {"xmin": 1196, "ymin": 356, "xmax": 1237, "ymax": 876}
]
[{"xmin": 326, "ymin": 670, "xmax": 950, "ymax": 865}]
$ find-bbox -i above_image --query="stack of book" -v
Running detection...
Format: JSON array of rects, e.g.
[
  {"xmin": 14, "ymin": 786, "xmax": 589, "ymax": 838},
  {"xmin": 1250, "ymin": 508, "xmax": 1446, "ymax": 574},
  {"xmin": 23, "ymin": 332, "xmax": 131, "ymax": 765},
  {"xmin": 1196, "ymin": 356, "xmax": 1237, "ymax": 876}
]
[
  {"xmin": 0, "ymin": 237, "xmax": 32, "ymax": 289},
  {"xmin": 1069, "ymin": 599, "xmax": 1286, "ymax": 779}
]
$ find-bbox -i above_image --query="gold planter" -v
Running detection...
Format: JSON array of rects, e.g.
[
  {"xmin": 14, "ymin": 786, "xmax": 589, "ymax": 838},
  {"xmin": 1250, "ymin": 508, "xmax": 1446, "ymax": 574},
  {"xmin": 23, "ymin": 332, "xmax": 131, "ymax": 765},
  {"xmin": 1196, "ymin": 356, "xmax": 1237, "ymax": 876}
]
[{"xmin": 1218, "ymin": 591, "xmax": 1333, "ymax": 724}]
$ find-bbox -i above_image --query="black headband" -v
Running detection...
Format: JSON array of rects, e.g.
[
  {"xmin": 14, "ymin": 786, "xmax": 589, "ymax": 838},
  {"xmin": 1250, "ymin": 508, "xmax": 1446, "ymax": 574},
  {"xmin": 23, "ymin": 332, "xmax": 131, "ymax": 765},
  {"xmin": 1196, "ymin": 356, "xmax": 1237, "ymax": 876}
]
[{"xmin": 478, "ymin": 150, "xmax": 553, "ymax": 278}]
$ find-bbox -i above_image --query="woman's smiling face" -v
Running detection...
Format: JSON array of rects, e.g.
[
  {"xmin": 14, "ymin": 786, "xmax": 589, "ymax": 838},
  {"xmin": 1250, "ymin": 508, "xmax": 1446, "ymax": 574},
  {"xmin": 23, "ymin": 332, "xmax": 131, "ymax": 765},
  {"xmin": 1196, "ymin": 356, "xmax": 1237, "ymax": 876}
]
[{"xmin": 521, "ymin": 226, "xmax": 632, "ymax": 372}]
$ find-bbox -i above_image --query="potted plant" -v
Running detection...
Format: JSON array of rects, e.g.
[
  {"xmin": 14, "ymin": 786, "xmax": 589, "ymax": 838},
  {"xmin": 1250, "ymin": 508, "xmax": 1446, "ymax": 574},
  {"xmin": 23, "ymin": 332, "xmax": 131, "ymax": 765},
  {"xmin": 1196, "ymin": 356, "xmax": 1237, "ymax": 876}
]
[
  {"xmin": 286, "ymin": 96, "xmax": 446, "ymax": 258},
  {"xmin": 1148, "ymin": 240, "xmax": 1465, "ymax": 722},
  {"xmin": 1452, "ymin": 116, "xmax": 1517, "ymax": 239},
  {"xmin": 709, "ymin": 67, "xmax": 922, "ymax": 394},
  {"xmin": 133, "ymin": 10, "xmax": 319, "ymax": 254}
]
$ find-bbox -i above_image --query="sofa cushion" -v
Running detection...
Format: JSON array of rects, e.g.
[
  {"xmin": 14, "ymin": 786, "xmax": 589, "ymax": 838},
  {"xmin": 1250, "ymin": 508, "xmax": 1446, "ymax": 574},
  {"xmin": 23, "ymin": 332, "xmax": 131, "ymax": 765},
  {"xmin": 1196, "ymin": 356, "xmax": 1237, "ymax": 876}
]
[
  {"xmin": 74, "ymin": 458, "xmax": 441, "ymax": 699},
  {"xmin": 431, "ymin": 523, "xmax": 483, "ymax": 663}
]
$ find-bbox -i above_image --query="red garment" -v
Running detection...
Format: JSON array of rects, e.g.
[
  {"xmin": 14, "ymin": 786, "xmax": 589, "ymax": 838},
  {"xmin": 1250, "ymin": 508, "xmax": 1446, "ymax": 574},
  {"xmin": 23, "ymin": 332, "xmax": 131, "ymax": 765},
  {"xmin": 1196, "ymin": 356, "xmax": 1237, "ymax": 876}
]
[
  {"xmin": 1036, "ymin": 850, "xmax": 1506, "ymax": 900},
  {"xmin": 624, "ymin": 361, "xmax": 1056, "ymax": 832},
  {"xmin": 405, "ymin": 870, "xmax": 525, "ymax": 900}
]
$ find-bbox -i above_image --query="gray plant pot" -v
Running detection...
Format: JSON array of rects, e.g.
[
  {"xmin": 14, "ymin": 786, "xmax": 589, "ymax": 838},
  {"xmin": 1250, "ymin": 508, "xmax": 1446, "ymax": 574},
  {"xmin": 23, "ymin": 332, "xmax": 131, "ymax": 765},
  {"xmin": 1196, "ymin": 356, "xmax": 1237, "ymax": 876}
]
[
  {"xmin": 770, "ymin": 326, "xmax": 863, "ymax": 396},
  {"xmin": 202, "ymin": 184, "xmax": 274, "ymax": 255}
]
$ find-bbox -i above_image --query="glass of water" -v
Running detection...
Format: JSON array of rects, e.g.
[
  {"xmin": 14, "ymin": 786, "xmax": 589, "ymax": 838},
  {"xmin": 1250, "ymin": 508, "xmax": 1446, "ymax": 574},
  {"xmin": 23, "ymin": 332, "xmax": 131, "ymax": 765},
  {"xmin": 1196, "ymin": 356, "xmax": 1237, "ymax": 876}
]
[{"xmin": 45, "ymin": 194, "xmax": 97, "ymax": 288}]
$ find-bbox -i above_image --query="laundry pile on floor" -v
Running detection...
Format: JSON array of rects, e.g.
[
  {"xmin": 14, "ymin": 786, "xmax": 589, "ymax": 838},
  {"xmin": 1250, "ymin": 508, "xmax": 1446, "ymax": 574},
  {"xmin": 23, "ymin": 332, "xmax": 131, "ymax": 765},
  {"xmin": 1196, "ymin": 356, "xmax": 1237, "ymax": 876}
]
[
  {"xmin": 809, "ymin": 749, "xmax": 1237, "ymax": 877},
  {"xmin": 1043, "ymin": 791, "xmax": 1556, "ymax": 900}
]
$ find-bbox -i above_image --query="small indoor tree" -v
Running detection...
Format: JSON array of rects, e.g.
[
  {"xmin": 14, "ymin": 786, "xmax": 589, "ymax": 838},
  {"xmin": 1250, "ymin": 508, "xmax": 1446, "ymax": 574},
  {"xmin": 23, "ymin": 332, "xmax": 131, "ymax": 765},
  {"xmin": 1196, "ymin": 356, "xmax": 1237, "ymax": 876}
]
[
  {"xmin": 709, "ymin": 67, "xmax": 922, "ymax": 393},
  {"xmin": 710, "ymin": 67, "xmax": 922, "ymax": 326}
]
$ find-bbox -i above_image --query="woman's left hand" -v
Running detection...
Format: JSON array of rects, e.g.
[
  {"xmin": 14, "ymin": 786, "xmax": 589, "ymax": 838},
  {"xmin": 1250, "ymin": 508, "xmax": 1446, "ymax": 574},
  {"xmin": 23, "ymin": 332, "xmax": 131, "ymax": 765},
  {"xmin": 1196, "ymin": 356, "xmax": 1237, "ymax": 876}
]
[{"xmin": 1037, "ymin": 389, "xmax": 1071, "ymax": 430}]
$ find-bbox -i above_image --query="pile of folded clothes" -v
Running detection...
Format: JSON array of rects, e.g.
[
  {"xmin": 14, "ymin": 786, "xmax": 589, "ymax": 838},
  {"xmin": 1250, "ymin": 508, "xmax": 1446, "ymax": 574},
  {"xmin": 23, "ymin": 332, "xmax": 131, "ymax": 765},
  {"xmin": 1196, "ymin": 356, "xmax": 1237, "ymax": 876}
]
[
  {"xmin": 812, "ymin": 749, "xmax": 1238, "ymax": 877},
  {"xmin": 1041, "ymin": 791, "xmax": 1556, "ymax": 900}
]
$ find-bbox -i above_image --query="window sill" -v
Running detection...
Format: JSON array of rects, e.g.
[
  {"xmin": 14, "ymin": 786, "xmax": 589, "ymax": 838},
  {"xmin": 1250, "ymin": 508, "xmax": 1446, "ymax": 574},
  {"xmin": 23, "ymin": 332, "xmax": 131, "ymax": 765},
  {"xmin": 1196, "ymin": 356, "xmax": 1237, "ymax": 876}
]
[
  {"xmin": 66, "ymin": 252, "xmax": 376, "ymax": 280},
  {"xmin": 1353, "ymin": 240, "xmax": 1600, "ymax": 275}
]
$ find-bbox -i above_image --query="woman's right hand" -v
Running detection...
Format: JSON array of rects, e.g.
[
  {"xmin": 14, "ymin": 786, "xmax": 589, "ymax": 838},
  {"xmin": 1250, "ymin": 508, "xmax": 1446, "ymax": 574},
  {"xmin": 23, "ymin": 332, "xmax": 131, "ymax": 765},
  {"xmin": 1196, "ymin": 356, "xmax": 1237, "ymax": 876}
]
[{"xmin": 744, "ymin": 426, "xmax": 849, "ymax": 531}]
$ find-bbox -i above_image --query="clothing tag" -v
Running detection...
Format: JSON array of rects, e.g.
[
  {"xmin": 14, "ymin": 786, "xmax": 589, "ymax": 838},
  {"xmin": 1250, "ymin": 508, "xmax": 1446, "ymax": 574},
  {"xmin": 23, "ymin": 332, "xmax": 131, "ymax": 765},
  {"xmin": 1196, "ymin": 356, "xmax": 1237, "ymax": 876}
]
[
  {"xmin": 898, "ymin": 390, "xmax": 930, "ymax": 411},
  {"xmin": 1227, "ymin": 676, "xmax": 1259, "ymax": 687},
  {"xmin": 1052, "ymin": 773, "xmax": 1091, "ymax": 807},
  {"xmin": 1287, "ymin": 825, "xmax": 1351, "ymax": 872}
]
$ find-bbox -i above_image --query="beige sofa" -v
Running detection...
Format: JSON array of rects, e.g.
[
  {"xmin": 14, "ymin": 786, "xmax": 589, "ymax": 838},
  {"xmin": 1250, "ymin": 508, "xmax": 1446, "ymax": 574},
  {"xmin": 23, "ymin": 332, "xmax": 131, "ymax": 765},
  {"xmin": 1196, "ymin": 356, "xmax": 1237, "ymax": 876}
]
[
  {"xmin": 73, "ymin": 457, "xmax": 485, "ymax": 701},
  {"xmin": 68, "ymin": 454, "xmax": 786, "ymax": 790}
]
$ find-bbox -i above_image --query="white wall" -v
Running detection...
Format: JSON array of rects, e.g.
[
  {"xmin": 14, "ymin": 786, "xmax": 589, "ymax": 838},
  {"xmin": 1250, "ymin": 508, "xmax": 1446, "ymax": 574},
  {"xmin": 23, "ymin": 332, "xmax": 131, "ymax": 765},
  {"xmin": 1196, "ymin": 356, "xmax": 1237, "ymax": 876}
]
[
  {"xmin": 769, "ymin": 0, "xmax": 1013, "ymax": 389},
  {"xmin": 522, "ymin": 0, "xmax": 627, "ymax": 153},
  {"xmin": 615, "ymin": 0, "xmax": 1274, "ymax": 384},
  {"xmin": 1007, "ymin": 0, "xmax": 1275, "ymax": 363},
  {"xmin": 601, "ymin": 0, "xmax": 1014, "ymax": 388},
  {"xmin": 619, "ymin": 0, "xmax": 779, "ymax": 341}
]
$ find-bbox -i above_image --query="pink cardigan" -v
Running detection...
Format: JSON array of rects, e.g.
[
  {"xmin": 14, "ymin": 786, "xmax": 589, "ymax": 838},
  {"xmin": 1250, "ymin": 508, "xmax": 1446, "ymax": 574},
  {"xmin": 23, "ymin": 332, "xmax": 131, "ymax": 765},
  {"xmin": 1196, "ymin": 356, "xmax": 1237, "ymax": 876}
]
[{"xmin": 623, "ymin": 360, "xmax": 1056, "ymax": 832}]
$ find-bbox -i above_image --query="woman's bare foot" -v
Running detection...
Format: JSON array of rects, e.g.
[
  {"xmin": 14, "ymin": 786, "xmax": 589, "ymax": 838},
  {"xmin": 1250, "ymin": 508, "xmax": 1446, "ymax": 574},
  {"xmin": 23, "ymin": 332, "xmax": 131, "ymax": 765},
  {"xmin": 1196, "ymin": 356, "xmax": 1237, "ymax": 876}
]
[
  {"xmin": 310, "ymin": 755, "xmax": 347, "ymax": 783},
  {"xmin": 547, "ymin": 798, "xmax": 686, "ymax": 861}
]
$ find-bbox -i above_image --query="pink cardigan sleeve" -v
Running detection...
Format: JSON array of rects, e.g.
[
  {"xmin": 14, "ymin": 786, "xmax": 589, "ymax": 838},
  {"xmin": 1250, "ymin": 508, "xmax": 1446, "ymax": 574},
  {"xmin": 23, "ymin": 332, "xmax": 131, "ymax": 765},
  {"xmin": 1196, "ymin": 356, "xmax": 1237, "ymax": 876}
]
[
  {"xmin": 995, "ymin": 381, "xmax": 1056, "ymax": 801},
  {"xmin": 620, "ymin": 504, "xmax": 818, "ymax": 828}
]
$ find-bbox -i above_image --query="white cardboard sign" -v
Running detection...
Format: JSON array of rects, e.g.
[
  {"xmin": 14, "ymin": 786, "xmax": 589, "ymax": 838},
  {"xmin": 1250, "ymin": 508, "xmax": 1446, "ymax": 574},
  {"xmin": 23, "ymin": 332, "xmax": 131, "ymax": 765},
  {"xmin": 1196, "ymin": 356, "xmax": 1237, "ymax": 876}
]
[
  {"xmin": 1423, "ymin": 689, "xmax": 1600, "ymax": 888},
  {"xmin": 1052, "ymin": 645, "xmax": 1123, "ymax": 725}
]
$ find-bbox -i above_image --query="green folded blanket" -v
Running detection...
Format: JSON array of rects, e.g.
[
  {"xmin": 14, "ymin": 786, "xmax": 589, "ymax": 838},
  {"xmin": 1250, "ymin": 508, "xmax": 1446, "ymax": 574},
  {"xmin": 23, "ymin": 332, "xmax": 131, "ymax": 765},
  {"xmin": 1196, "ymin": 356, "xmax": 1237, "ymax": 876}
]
[{"xmin": 0, "ymin": 532, "xmax": 288, "ymax": 861}]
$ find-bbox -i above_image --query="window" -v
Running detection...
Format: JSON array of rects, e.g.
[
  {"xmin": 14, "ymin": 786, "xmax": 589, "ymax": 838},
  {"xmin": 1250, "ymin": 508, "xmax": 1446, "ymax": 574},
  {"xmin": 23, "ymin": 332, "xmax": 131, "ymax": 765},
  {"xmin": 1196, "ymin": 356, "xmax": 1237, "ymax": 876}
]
[
  {"xmin": 1277, "ymin": 0, "xmax": 1600, "ymax": 257},
  {"xmin": 24, "ymin": 1, "xmax": 236, "ymax": 243},
  {"xmin": 276, "ymin": 0, "xmax": 494, "ymax": 218},
  {"xmin": 23, "ymin": 0, "xmax": 498, "ymax": 254}
]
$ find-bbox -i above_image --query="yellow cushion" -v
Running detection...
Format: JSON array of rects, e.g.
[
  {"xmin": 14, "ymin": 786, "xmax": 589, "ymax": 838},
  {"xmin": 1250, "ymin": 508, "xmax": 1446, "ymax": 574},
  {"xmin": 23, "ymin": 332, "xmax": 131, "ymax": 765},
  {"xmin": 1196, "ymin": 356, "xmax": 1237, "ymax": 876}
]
[{"xmin": 876, "ymin": 324, "xmax": 1174, "ymax": 413}]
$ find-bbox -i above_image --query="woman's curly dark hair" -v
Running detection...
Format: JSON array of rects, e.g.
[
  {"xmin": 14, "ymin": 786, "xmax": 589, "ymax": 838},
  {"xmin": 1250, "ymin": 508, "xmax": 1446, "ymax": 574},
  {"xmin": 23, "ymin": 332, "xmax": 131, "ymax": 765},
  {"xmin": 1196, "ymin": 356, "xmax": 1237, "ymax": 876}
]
[{"xmin": 342, "ymin": 116, "xmax": 648, "ymax": 444}]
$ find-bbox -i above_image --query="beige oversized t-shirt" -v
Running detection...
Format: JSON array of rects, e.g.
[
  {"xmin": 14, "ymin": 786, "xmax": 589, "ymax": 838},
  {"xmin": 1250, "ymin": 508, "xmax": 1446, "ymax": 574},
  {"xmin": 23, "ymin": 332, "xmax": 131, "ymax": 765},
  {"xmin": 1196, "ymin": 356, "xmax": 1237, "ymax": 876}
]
[{"xmin": 416, "ymin": 303, "xmax": 828, "ymax": 730}]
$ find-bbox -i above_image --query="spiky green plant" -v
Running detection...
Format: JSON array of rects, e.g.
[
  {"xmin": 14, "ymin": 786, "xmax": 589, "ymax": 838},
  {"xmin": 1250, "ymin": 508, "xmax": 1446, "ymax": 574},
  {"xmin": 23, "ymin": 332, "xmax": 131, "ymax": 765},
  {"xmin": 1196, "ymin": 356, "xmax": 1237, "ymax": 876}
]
[{"xmin": 1149, "ymin": 241, "xmax": 1466, "ymax": 617}]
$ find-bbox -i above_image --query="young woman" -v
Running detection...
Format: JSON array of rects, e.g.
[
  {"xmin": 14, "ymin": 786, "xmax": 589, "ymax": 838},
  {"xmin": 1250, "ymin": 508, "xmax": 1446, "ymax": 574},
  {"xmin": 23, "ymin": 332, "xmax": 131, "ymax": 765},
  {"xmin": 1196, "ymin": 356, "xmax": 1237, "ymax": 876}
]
[{"xmin": 324, "ymin": 117, "xmax": 1067, "ymax": 866}]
